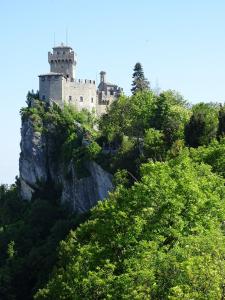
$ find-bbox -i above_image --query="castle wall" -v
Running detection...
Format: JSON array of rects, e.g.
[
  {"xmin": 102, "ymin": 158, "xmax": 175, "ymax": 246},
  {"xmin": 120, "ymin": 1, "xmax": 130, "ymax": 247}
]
[
  {"xmin": 39, "ymin": 74, "xmax": 119, "ymax": 115},
  {"xmin": 50, "ymin": 61, "xmax": 73, "ymax": 78},
  {"xmin": 39, "ymin": 75, "xmax": 63, "ymax": 106},
  {"xmin": 96, "ymin": 90, "xmax": 120, "ymax": 115},
  {"xmin": 96, "ymin": 102, "xmax": 109, "ymax": 115},
  {"xmin": 63, "ymin": 79, "xmax": 97, "ymax": 113}
]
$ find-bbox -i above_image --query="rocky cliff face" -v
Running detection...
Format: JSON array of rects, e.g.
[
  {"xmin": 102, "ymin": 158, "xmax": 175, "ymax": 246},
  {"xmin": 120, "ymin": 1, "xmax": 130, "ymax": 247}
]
[{"xmin": 19, "ymin": 117, "xmax": 113, "ymax": 213}]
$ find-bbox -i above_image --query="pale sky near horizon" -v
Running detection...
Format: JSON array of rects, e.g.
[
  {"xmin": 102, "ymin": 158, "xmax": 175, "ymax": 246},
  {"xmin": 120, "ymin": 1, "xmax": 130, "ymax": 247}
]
[{"xmin": 0, "ymin": 0, "xmax": 225, "ymax": 184}]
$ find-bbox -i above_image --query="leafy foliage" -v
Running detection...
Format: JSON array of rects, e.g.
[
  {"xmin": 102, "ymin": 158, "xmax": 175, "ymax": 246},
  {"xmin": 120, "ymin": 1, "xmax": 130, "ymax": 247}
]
[
  {"xmin": 0, "ymin": 184, "xmax": 88, "ymax": 300},
  {"xmin": 184, "ymin": 103, "xmax": 219, "ymax": 147},
  {"xmin": 21, "ymin": 101, "xmax": 99, "ymax": 166},
  {"xmin": 218, "ymin": 104, "xmax": 225, "ymax": 137},
  {"xmin": 189, "ymin": 138, "xmax": 225, "ymax": 178},
  {"xmin": 98, "ymin": 90, "xmax": 190, "ymax": 178},
  {"xmin": 35, "ymin": 155, "xmax": 225, "ymax": 299}
]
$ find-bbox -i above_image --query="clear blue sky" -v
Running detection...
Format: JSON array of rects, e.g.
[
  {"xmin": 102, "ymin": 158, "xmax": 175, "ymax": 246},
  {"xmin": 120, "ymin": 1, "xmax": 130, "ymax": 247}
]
[{"xmin": 0, "ymin": 0, "xmax": 225, "ymax": 184}]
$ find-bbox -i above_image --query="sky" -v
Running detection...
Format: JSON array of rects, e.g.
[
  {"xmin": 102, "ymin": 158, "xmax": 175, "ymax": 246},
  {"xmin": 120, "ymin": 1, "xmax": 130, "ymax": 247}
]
[{"xmin": 0, "ymin": 0, "xmax": 225, "ymax": 184}]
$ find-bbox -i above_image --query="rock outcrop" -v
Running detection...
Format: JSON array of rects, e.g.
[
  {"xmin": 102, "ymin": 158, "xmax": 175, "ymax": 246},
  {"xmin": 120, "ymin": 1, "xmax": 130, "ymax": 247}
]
[{"xmin": 19, "ymin": 117, "xmax": 113, "ymax": 213}]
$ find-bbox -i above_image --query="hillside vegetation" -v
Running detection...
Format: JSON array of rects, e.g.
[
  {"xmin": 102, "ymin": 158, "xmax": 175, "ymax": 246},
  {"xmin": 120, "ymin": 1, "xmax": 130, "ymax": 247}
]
[{"xmin": 1, "ymin": 85, "xmax": 225, "ymax": 299}]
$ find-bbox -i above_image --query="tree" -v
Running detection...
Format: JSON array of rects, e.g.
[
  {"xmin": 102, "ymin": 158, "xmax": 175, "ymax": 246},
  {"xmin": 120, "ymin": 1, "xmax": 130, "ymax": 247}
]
[
  {"xmin": 150, "ymin": 91, "xmax": 190, "ymax": 146},
  {"xmin": 185, "ymin": 103, "xmax": 219, "ymax": 147},
  {"xmin": 35, "ymin": 155, "xmax": 225, "ymax": 299},
  {"xmin": 218, "ymin": 104, "xmax": 225, "ymax": 138},
  {"xmin": 143, "ymin": 128, "xmax": 165, "ymax": 160},
  {"xmin": 131, "ymin": 62, "xmax": 150, "ymax": 94},
  {"xmin": 190, "ymin": 138, "xmax": 225, "ymax": 178}
]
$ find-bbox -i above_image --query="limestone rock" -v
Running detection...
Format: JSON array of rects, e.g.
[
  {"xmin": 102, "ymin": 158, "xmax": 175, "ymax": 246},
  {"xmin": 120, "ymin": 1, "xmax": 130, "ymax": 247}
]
[
  {"xmin": 19, "ymin": 119, "xmax": 48, "ymax": 188},
  {"xmin": 19, "ymin": 117, "xmax": 113, "ymax": 213},
  {"xmin": 61, "ymin": 161, "xmax": 113, "ymax": 213}
]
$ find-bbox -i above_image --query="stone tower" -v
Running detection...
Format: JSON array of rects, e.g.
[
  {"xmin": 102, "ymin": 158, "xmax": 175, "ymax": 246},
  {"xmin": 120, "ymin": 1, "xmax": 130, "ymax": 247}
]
[
  {"xmin": 48, "ymin": 42, "xmax": 76, "ymax": 79},
  {"xmin": 100, "ymin": 71, "xmax": 106, "ymax": 83}
]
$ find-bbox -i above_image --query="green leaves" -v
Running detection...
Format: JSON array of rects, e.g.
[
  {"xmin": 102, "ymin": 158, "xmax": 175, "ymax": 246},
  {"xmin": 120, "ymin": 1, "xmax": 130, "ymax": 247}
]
[
  {"xmin": 36, "ymin": 155, "xmax": 225, "ymax": 299},
  {"xmin": 185, "ymin": 103, "xmax": 219, "ymax": 147}
]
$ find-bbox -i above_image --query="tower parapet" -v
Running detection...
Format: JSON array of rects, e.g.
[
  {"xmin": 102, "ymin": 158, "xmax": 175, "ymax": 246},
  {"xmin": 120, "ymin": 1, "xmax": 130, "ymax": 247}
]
[
  {"xmin": 75, "ymin": 79, "xmax": 96, "ymax": 85},
  {"xmin": 48, "ymin": 43, "xmax": 76, "ymax": 79}
]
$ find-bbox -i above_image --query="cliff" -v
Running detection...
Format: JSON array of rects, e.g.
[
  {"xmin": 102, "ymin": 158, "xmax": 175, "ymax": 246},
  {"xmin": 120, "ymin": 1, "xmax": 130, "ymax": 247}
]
[{"xmin": 19, "ymin": 102, "xmax": 113, "ymax": 213}]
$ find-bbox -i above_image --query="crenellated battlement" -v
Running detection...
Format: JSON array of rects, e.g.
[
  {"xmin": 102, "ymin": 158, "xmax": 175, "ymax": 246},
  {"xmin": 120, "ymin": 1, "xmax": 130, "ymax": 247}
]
[
  {"xmin": 48, "ymin": 51, "xmax": 75, "ymax": 63},
  {"xmin": 74, "ymin": 79, "xmax": 96, "ymax": 85},
  {"xmin": 48, "ymin": 44, "xmax": 76, "ymax": 79}
]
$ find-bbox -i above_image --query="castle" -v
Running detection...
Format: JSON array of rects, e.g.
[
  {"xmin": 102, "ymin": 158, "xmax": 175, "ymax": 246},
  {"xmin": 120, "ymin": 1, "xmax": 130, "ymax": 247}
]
[{"xmin": 39, "ymin": 43, "xmax": 122, "ymax": 115}]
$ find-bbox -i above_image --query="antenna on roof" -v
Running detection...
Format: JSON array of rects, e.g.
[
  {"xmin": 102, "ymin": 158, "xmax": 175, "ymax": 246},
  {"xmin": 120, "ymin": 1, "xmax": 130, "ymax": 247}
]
[
  {"xmin": 154, "ymin": 78, "xmax": 161, "ymax": 96},
  {"xmin": 66, "ymin": 28, "xmax": 68, "ymax": 46}
]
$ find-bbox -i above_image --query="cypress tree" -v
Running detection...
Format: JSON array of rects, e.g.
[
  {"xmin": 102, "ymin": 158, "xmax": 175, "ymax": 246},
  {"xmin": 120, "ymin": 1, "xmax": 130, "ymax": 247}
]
[{"xmin": 131, "ymin": 62, "xmax": 150, "ymax": 94}]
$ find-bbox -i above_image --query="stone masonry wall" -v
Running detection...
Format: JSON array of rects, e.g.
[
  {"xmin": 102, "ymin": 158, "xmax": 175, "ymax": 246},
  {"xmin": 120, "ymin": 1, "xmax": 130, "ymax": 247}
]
[{"xmin": 63, "ymin": 79, "xmax": 97, "ymax": 112}]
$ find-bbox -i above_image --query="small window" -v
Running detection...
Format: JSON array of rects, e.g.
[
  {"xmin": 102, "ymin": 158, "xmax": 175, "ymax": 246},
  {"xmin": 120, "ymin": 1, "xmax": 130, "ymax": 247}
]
[
  {"xmin": 42, "ymin": 95, "xmax": 46, "ymax": 100},
  {"xmin": 41, "ymin": 77, "xmax": 45, "ymax": 81},
  {"xmin": 69, "ymin": 96, "xmax": 72, "ymax": 101},
  {"xmin": 80, "ymin": 96, "xmax": 83, "ymax": 102},
  {"xmin": 91, "ymin": 97, "xmax": 94, "ymax": 103}
]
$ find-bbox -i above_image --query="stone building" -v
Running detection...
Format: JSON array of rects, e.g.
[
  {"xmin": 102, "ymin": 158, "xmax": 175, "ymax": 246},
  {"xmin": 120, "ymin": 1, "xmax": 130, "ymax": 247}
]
[{"xmin": 39, "ymin": 43, "xmax": 122, "ymax": 115}]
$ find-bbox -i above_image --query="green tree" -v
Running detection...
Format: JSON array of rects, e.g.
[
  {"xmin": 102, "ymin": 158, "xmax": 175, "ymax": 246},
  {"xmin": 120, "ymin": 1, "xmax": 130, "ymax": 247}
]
[
  {"xmin": 218, "ymin": 104, "xmax": 225, "ymax": 138},
  {"xmin": 143, "ymin": 128, "xmax": 165, "ymax": 160},
  {"xmin": 35, "ymin": 155, "xmax": 225, "ymax": 299},
  {"xmin": 185, "ymin": 103, "xmax": 219, "ymax": 147},
  {"xmin": 131, "ymin": 62, "xmax": 150, "ymax": 94},
  {"xmin": 151, "ymin": 91, "xmax": 190, "ymax": 146},
  {"xmin": 189, "ymin": 138, "xmax": 225, "ymax": 178},
  {"xmin": 99, "ymin": 91, "xmax": 157, "ymax": 141}
]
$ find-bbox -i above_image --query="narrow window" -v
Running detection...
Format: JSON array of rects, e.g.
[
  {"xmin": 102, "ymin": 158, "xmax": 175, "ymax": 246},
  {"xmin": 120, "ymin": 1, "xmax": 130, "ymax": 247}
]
[
  {"xmin": 91, "ymin": 97, "xmax": 94, "ymax": 103},
  {"xmin": 42, "ymin": 95, "xmax": 46, "ymax": 100},
  {"xmin": 69, "ymin": 96, "xmax": 72, "ymax": 101},
  {"xmin": 80, "ymin": 96, "xmax": 83, "ymax": 102}
]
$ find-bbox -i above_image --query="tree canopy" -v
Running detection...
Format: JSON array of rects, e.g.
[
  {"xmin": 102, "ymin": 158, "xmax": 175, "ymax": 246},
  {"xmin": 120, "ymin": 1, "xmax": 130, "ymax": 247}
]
[
  {"xmin": 184, "ymin": 103, "xmax": 219, "ymax": 147},
  {"xmin": 35, "ymin": 154, "xmax": 225, "ymax": 299}
]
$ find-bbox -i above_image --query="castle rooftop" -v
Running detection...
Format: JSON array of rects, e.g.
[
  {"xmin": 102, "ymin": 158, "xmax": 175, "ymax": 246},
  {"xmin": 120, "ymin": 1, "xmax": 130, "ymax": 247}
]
[
  {"xmin": 38, "ymin": 72, "xmax": 64, "ymax": 77},
  {"xmin": 53, "ymin": 42, "xmax": 72, "ymax": 50}
]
